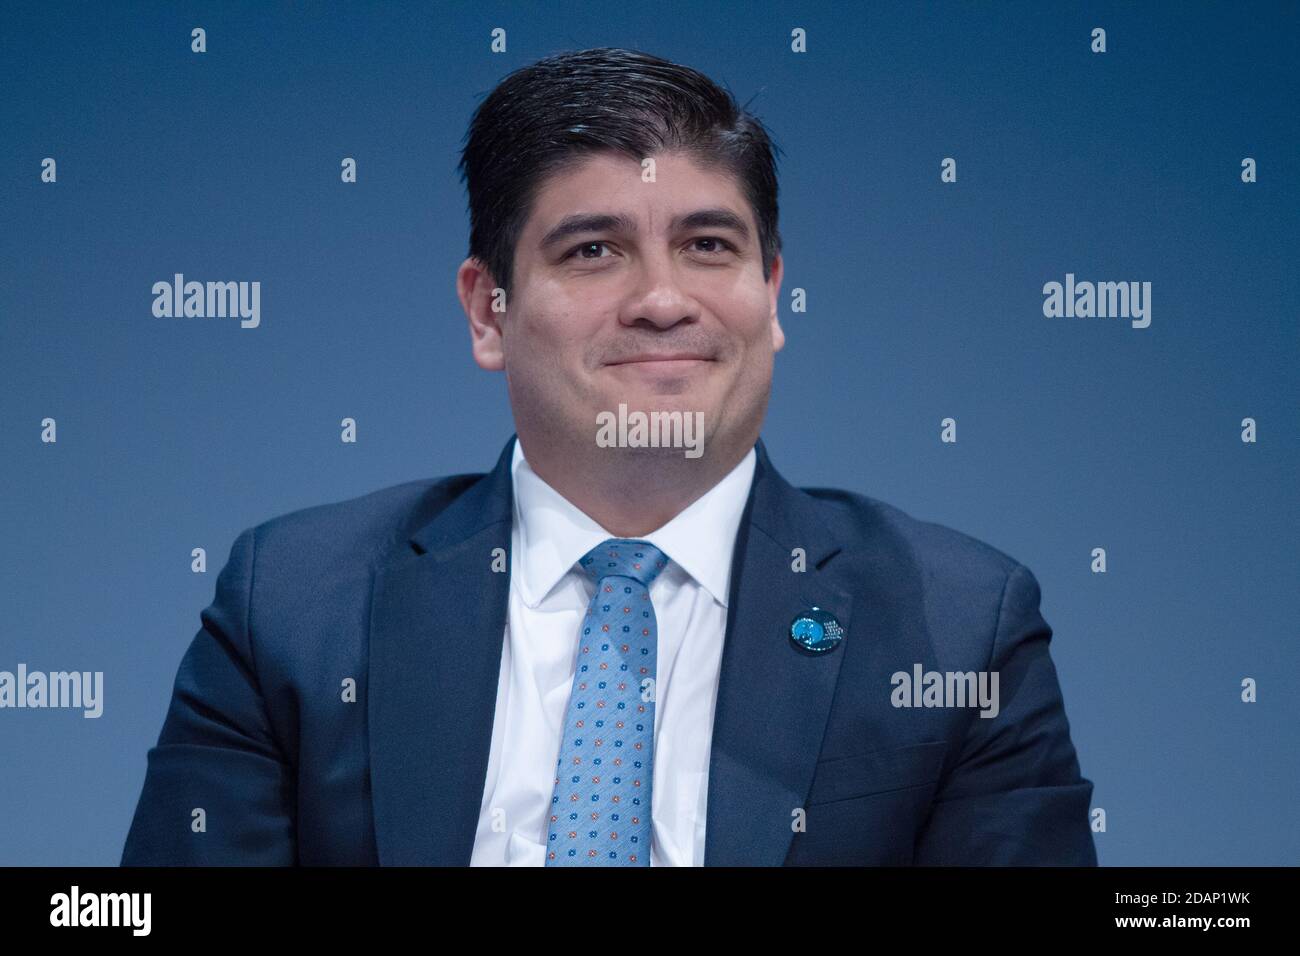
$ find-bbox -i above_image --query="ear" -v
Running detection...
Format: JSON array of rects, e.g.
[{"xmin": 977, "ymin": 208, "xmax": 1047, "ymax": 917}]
[
  {"xmin": 457, "ymin": 256, "xmax": 506, "ymax": 371},
  {"xmin": 767, "ymin": 252, "xmax": 785, "ymax": 353}
]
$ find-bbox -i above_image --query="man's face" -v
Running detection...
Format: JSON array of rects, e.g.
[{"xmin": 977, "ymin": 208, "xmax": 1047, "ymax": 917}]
[{"xmin": 467, "ymin": 149, "xmax": 784, "ymax": 465}]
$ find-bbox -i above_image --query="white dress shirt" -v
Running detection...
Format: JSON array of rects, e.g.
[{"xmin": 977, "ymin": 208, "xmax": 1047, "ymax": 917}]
[{"xmin": 469, "ymin": 438, "xmax": 757, "ymax": 866}]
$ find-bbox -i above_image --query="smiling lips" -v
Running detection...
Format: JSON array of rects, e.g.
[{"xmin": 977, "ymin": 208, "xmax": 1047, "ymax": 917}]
[{"xmin": 608, "ymin": 354, "xmax": 713, "ymax": 365}]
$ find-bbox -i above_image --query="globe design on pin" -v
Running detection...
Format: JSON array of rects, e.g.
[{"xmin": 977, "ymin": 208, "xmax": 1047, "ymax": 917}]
[{"xmin": 789, "ymin": 606, "xmax": 844, "ymax": 653}]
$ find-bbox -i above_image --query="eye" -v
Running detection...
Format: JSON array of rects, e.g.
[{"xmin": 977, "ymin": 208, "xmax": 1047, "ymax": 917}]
[
  {"xmin": 690, "ymin": 237, "xmax": 737, "ymax": 256},
  {"xmin": 563, "ymin": 241, "xmax": 614, "ymax": 261}
]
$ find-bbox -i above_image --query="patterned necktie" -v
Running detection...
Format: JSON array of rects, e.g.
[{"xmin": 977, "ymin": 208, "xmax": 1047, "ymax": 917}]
[{"xmin": 545, "ymin": 538, "xmax": 671, "ymax": 866}]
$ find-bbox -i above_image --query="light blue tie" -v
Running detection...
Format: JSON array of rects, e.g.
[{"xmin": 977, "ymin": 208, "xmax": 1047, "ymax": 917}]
[{"xmin": 545, "ymin": 538, "xmax": 671, "ymax": 866}]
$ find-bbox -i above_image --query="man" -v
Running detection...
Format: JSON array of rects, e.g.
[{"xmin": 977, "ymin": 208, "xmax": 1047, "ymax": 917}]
[{"xmin": 121, "ymin": 47, "xmax": 1097, "ymax": 866}]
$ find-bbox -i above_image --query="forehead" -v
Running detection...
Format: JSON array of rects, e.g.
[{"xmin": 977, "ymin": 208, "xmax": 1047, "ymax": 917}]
[{"xmin": 522, "ymin": 150, "xmax": 752, "ymax": 234}]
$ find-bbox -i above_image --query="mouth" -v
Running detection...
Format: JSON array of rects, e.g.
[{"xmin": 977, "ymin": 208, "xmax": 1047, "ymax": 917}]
[
  {"xmin": 607, "ymin": 355, "xmax": 714, "ymax": 367},
  {"xmin": 606, "ymin": 357, "xmax": 714, "ymax": 380}
]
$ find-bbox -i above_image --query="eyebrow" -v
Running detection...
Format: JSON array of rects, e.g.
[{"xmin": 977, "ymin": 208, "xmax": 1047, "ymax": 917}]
[{"xmin": 538, "ymin": 207, "xmax": 752, "ymax": 250}]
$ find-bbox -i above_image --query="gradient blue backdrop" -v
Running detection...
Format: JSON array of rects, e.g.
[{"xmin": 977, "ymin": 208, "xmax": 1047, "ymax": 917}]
[{"xmin": 2, "ymin": 0, "xmax": 1297, "ymax": 866}]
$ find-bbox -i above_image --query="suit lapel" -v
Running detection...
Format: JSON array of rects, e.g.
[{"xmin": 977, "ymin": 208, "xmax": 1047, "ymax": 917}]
[
  {"xmin": 368, "ymin": 434, "xmax": 517, "ymax": 865},
  {"xmin": 703, "ymin": 438, "xmax": 854, "ymax": 865}
]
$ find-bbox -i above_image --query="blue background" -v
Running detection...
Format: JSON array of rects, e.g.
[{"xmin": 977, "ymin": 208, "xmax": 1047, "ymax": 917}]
[{"xmin": 1, "ymin": 0, "xmax": 1296, "ymax": 866}]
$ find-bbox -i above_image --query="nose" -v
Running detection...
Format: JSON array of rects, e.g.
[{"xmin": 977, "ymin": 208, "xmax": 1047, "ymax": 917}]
[{"xmin": 618, "ymin": 248, "xmax": 699, "ymax": 330}]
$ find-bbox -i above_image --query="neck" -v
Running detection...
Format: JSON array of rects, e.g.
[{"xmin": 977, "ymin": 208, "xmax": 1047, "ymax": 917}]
[{"xmin": 518, "ymin": 433, "xmax": 753, "ymax": 538}]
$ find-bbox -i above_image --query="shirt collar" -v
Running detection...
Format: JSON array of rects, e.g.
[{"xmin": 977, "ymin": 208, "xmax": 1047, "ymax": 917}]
[{"xmin": 511, "ymin": 437, "xmax": 757, "ymax": 610}]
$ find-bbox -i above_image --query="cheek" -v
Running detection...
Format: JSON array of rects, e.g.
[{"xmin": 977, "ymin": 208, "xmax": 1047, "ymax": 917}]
[
  {"xmin": 716, "ymin": 296, "xmax": 777, "ymax": 353},
  {"xmin": 509, "ymin": 304, "xmax": 569, "ymax": 353},
  {"xmin": 505, "ymin": 310, "xmax": 598, "ymax": 387},
  {"xmin": 516, "ymin": 282, "xmax": 604, "ymax": 344}
]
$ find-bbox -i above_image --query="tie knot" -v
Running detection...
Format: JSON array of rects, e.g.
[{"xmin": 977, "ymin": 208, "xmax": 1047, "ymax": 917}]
[{"xmin": 578, "ymin": 538, "xmax": 670, "ymax": 587}]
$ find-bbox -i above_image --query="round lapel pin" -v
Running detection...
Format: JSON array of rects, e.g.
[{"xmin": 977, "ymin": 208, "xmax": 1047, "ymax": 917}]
[{"xmin": 789, "ymin": 606, "xmax": 844, "ymax": 654}]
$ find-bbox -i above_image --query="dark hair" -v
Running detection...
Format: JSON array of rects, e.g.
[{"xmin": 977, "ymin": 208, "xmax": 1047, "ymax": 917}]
[{"xmin": 457, "ymin": 47, "xmax": 783, "ymax": 298}]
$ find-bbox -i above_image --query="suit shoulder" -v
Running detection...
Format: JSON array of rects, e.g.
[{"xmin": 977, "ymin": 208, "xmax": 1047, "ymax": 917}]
[
  {"xmin": 798, "ymin": 485, "xmax": 1025, "ymax": 581},
  {"xmin": 240, "ymin": 471, "xmax": 485, "ymax": 570}
]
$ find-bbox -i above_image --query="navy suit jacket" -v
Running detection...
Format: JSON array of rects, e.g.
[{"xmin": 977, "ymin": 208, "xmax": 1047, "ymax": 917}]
[{"xmin": 121, "ymin": 433, "xmax": 1097, "ymax": 866}]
